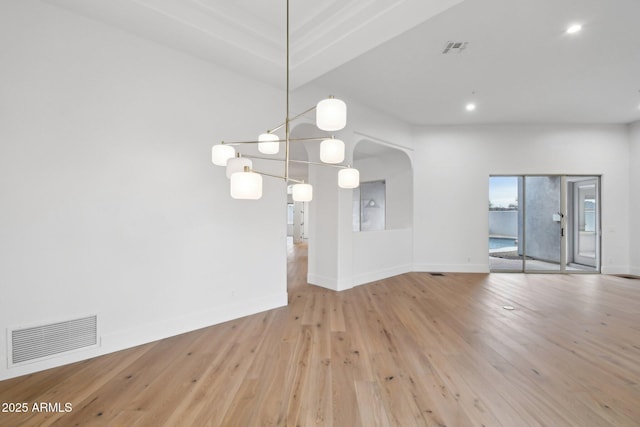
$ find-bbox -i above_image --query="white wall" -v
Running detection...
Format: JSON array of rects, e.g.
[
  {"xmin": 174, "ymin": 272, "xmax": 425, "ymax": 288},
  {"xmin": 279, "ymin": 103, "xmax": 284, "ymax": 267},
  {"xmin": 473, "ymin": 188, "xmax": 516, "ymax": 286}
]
[
  {"xmin": 352, "ymin": 229, "xmax": 413, "ymax": 286},
  {"xmin": 307, "ymin": 164, "xmax": 341, "ymax": 287},
  {"xmin": 0, "ymin": 0, "xmax": 287, "ymax": 380},
  {"xmin": 630, "ymin": 121, "xmax": 640, "ymax": 276},
  {"xmin": 412, "ymin": 124, "xmax": 631, "ymax": 274}
]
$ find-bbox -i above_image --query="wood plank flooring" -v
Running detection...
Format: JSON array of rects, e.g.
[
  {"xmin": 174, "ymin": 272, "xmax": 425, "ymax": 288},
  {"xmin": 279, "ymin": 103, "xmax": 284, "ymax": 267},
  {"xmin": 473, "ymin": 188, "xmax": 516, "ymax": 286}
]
[{"xmin": 1, "ymin": 242, "xmax": 640, "ymax": 426}]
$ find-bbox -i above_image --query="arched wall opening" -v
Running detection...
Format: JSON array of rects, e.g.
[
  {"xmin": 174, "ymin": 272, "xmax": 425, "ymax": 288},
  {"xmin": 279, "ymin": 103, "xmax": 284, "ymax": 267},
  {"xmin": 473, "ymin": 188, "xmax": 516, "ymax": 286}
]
[
  {"xmin": 352, "ymin": 140, "xmax": 414, "ymax": 231},
  {"xmin": 350, "ymin": 139, "xmax": 414, "ymax": 286},
  {"xmin": 290, "ymin": 127, "xmax": 415, "ymax": 291}
]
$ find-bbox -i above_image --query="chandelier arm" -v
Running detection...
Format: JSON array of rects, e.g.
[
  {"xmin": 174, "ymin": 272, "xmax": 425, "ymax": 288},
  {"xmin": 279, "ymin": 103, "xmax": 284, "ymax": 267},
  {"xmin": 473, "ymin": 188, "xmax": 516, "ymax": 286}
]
[
  {"xmin": 221, "ymin": 136, "xmax": 327, "ymax": 146},
  {"xmin": 251, "ymin": 170, "xmax": 285, "ymax": 181},
  {"xmin": 251, "ymin": 169, "xmax": 304, "ymax": 184},
  {"xmin": 288, "ymin": 159, "xmax": 350, "ymax": 169},
  {"xmin": 244, "ymin": 155, "xmax": 286, "ymax": 162},
  {"xmin": 288, "ymin": 136, "xmax": 326, "ymax": 142},
  {"xmin": 241, "ymin": 154, "xmax": 351, "ymax": 169},
  {"xmin": 268, "ymin": 105, "xmax": 318, "ymax": 133}
]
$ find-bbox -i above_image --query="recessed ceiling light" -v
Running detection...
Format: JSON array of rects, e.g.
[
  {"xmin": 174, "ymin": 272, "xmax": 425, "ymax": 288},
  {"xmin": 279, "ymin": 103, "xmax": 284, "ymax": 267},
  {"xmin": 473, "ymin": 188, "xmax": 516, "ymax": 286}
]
[
  {"xmin": 465, "ymin": 103, "xmax": 476, "ymax": 112},
  {"xmin": 566, "ymin": 23, "xmax": 582, "ymax": 34}
]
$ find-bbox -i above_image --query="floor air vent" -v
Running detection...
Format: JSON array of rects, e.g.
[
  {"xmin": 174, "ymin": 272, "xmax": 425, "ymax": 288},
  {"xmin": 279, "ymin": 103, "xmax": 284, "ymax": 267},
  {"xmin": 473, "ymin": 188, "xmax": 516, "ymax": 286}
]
[
  {"xmin": 430, "ymin": 273, "xmax": 445, "ymax": 276},
  {"xmin": 10, "ymin": 315, "xmax": 98, "ymax": 366}
]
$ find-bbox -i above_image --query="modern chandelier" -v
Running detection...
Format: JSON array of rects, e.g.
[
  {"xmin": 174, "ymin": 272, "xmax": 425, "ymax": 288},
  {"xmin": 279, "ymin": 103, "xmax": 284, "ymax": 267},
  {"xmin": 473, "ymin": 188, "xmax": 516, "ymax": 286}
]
[{"xmin": 210, "ymin": 0, "xmax": 360, "ymax": 201}]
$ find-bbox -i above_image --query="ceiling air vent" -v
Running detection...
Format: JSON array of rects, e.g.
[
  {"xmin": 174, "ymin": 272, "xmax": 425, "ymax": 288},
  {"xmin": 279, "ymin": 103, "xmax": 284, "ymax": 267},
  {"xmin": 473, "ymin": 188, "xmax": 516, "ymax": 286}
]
[{"xmin": 442, "ymin": 41, "xmax": 468, "ymax": 54}]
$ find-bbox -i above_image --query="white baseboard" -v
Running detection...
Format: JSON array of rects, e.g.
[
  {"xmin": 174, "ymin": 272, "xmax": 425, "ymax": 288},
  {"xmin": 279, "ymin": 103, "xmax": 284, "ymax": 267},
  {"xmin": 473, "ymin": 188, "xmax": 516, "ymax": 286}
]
[
  {"xmin": 601, "ymin": 265, "xmax": 630, "ymax": 275},
  {"xmin": 102, "ymin": 292, "xmax": 287, "ymax": 351},
  {"xmin": 351, "ymin": 264, "xmax": 413, "ymax": 287},
  {"xmin": 628, "ymin": 266, "xmax": 640, "ymax": 277},
  {"xmin": 307, "ymin": 273, "xmax": 339, "ymax": 291},
  {"xmin": 1, "ymin": 292, "xmax": 287, "ymax": 381},
  {"xmin": 413, "ymin": 263, "xmax": 490, "ymax": 273}
]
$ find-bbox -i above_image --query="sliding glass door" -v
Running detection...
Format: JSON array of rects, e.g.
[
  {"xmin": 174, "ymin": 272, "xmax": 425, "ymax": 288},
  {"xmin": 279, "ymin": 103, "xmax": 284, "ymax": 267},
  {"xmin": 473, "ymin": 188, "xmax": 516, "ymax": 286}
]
[
  {"xmin": 488, "ymin": 176, "xmax": 522, "ymax": 271},
  {"xmin": 523, "ymin": 176, "xmax": 562, "ymax": 271},
  {"xmin": 489, "ymin": 175, "xmax": 600, "ymax": 273}
]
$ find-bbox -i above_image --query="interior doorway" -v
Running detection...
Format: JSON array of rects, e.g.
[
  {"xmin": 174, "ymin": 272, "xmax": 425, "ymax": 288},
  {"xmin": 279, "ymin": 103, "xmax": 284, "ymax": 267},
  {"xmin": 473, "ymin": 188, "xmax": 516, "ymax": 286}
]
[
  {"xmin": 288, "ymin": 200, "xmax": 308, "ymax": 244},
  {"xmin": 489, "ymin": 175, "xmax": 600, "ymax": 273}
]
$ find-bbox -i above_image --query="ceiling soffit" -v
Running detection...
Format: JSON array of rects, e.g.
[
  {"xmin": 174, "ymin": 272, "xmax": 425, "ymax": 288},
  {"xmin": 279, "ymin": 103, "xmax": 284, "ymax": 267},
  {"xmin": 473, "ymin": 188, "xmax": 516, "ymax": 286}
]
[{"xmin": 43, "ymin": 0, "xmax": 463, "ymax": 88}]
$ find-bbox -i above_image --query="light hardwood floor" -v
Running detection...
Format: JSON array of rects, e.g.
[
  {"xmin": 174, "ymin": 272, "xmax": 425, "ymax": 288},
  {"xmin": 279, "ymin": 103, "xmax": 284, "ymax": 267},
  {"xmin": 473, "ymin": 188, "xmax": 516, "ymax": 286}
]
[{"xmin": 1, "ymin": 242, "xmax": 640, "ymax": 426}]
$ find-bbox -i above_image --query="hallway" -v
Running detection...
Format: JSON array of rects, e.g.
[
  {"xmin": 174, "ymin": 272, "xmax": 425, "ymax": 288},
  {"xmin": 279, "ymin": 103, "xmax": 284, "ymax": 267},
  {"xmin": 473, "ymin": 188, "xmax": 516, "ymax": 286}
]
[{"xmin": 287, "ymin": 237, "xmax": 308, "ymax": 296}]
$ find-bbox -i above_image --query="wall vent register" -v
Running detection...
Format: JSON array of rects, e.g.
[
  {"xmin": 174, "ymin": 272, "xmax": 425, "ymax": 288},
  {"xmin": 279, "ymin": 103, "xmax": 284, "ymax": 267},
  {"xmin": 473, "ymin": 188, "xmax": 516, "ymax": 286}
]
[{"xmin": 9, "ymin": 315, "xmax": 98, "ymax": 366}]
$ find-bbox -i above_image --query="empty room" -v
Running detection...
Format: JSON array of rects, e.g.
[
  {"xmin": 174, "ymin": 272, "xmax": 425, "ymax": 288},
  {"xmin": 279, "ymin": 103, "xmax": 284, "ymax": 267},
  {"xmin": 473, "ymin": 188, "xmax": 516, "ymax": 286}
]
[{"xmin": 1, "ymin": 0, "xmax": 639, "ymax": 425}]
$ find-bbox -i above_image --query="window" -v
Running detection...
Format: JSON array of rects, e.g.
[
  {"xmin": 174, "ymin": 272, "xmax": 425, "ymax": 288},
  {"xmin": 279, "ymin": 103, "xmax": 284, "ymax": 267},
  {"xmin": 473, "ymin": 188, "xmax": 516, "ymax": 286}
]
[{"xmin": 353, "ymin": 180, "xmax": 386, "ymax": 231}]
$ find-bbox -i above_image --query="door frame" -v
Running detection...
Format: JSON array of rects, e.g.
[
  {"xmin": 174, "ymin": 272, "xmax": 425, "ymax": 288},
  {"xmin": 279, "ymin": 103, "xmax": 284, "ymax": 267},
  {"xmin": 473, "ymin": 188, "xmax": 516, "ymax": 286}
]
[
  {"xmin": 568, "ymin": 177, "xmax": 600, "ymax": 269},
  {"xmin": 489, "ymin": 174, "xmax": 601, "ymax": 273}
]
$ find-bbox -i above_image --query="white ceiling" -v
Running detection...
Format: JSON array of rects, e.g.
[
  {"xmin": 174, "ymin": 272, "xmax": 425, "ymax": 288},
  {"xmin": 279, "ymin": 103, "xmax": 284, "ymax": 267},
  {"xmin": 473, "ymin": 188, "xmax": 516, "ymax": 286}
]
[
  {"xmin": 44, "ymin": 0, "xmax": 461, "ymax": 88},
  {"xmin": 44, "ymin": 0, "xmax": 640, "ymax": 125},
  {"xmin": 310, "ymin": 0, "xmax": 640, "ymax": 125}
]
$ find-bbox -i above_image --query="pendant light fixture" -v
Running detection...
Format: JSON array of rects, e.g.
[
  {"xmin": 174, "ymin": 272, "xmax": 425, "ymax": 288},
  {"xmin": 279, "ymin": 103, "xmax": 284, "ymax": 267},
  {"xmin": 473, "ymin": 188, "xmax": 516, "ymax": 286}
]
[
  {"xmin": 316, "ymin": 97, "xmax": 347, "ymax": 131},
  {"xmin": 230, "ymin": 166, "xmax": 262, "ymax": 200},
  {"xmin": 211, "ymin": 0, "xmax": 359, "ymax": 201},
  {"xmin": 258, "ymin": 133, "xmax": 279, "ymax": 155},
  {"xmin": 212, "ymin": 144, "xmax": 235, "ymax": 166},
  {"xmin": 320, "ymin": 136, "xmax": 345, "ymax": 164},
  {"xmin": 226, "ymin": 153, "xmax": 252, "ymax": 179},
  {"xmin": 292, "ymin": 183, "xmax": 313, "ymax": 202},
  {"xmin": 338, "ymin": 167, "xmax": 360, "ymax": 189}
]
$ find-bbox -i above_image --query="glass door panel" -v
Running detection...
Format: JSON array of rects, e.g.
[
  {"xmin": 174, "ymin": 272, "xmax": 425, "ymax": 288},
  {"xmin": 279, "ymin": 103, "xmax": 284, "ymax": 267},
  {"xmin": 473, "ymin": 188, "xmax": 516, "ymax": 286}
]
[
  {"xmin": 568, "ymin": 177, "xmax": 599, "ymax": 271},
  {"xmin": 523, "ymin": 176, "xmax": 562, "ymax": 272},
  {"xmin": 489, "ymin": 176, "xmax": 522, "ymax": 271}
]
